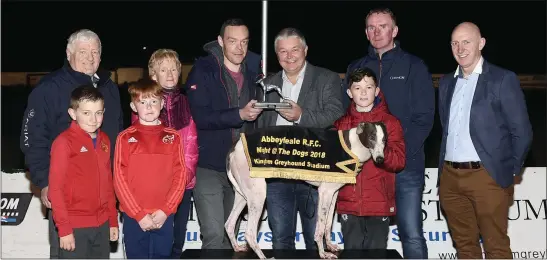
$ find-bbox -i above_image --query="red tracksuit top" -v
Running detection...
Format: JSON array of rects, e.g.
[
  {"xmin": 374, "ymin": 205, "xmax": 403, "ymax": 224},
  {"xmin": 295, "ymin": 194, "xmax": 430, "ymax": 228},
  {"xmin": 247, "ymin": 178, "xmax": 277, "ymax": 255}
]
[
  {"xmin": 113, "ymin": 121, "xmax": 187, "ymax": 222},
  {"xmin": 48, "ymin": 121, "xmax": 118, "ymax": 237}
]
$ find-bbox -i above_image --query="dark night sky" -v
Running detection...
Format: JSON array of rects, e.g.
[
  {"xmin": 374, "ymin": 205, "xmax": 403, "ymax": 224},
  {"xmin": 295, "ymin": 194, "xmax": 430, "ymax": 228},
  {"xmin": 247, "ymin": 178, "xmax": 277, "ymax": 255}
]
[{"xmin": 2, "ymin": 1, "xmax": 546, "ymax": 75}]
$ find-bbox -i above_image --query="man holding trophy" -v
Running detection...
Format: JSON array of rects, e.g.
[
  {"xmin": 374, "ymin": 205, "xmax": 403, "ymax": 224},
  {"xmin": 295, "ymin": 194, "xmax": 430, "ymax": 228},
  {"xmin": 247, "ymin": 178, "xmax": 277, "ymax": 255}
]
[
  {"xmin": 256, "ymin": 27, "xmax": 344, "ymax": 250},
  {"xmin": 185, "ymin": 18, "xmax": 263, "ymax": 249}
]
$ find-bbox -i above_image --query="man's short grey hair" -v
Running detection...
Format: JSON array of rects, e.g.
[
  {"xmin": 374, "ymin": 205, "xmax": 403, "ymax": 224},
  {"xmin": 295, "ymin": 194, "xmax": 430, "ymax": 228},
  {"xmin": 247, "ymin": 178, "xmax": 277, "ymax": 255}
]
[
  {"xmin": 66, "ymin": 29, "xmax": 102, "ymax": 54},
  {"xmin": 274, "ymin": 27, "xmax": 307, "ymax": 50}
]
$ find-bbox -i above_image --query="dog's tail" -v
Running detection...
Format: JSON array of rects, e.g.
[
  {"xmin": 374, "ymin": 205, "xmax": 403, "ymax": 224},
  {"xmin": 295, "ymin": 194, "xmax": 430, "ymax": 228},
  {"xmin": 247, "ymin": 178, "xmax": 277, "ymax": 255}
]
[
  {"xmin": 226, "ymin": 139, "xmax": 238, "ymax": 173},
  {"xmin": 226, "ymin": 141, "xmax": 244, "ymax": 197}
]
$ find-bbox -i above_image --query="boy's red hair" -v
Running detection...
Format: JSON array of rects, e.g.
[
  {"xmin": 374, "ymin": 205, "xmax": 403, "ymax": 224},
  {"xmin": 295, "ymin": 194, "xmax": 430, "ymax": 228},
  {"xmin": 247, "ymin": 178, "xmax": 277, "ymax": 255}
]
[{"xmin": 128, "ymin": 78, "xmax": 163, "ymax": 102}]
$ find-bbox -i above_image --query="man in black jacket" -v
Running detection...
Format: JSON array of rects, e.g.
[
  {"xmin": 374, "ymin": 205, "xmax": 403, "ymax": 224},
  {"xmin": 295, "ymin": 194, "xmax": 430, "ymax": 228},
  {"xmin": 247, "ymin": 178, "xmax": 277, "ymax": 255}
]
[
  {"xmin": 20, "ymin": 29, "xmax": 124, "ymax": 258},
  {"xmin": 185, "ymin": 18, "xmax": 263, "ymax": 249},
  {"xmin": 186, "ymin": 19, "xmax": 262, "ymax": 249}
]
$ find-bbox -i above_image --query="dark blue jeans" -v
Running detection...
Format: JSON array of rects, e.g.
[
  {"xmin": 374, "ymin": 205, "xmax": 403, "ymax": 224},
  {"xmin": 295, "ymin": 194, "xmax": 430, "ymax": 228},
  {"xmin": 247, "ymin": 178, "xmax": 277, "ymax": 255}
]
[
  {"xmin": 395, "ymin": 170, "xmax": 428, "ymax": 259},
  {"xmin": 123, "ymin": 213, "xmax": 175, "ymax": 259},
  {"xmin": 266, "ymin": 179, "xmax": 318, "ymax": 250},
  {"xmin": 171, "ymin": 189, "xmax": 193, "ymax": 258}
]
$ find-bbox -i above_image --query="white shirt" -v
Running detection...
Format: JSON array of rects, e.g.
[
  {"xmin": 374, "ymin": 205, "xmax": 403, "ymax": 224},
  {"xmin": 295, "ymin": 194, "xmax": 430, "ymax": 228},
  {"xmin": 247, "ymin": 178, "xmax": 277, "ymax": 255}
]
[
  {"xmin": 276, "ymin": 62, "xmax": 307, "ymax": 126},
  {"xmin": 92, "ymin": 73, "xmax": 100, "ymax": 88},
  {"xmin": 445, "ymin": 57, "xmax": 484, "ymax": 162}
]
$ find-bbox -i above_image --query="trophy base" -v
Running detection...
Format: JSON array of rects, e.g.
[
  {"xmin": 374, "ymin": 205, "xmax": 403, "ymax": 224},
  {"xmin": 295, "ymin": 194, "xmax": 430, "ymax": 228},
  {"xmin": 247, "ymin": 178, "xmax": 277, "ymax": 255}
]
[{"xmin": 253, "ymin": 102, "xmax": 292, "ymax": 109}]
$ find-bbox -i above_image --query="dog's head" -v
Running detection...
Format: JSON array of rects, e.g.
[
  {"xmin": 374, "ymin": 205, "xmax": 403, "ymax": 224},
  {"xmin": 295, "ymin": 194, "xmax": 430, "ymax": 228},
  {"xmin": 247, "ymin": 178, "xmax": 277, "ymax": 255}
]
[{"xmin": 356, "ymin": 122, "xmax": 387, "ymax": 165}]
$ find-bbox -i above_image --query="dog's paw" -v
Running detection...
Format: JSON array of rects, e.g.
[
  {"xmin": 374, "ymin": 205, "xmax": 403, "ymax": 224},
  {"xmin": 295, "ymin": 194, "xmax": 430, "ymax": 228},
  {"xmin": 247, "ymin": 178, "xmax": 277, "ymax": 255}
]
[
  {"xmin": 234, "ymin": 244, "xmax": 249, "ymax": 252},
  {"xmin": 319, "ymin": 252, "xmax": 338, "ymax": 259},
  {"xmin": 326, "ymin": 243, "xmax": 340, "ymax": 252},
  {"xmin": 319, "ymin": 251, "xmax": 338, "ymax": 259}
]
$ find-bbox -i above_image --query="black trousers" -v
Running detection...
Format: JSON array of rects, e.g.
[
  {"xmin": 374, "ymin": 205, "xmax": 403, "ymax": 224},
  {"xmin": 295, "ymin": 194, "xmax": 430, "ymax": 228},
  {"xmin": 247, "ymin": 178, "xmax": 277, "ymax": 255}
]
[
  {"xmin": 340, "ymin": 214, "xmax": 391, "ymax": 250},
  {"xmin": 58, "ymin": 221, "xmax": 110, "ymax": 259},
  {"xmin": 48, "ymin": 209, "xmax": 60, "ymax": 258}
]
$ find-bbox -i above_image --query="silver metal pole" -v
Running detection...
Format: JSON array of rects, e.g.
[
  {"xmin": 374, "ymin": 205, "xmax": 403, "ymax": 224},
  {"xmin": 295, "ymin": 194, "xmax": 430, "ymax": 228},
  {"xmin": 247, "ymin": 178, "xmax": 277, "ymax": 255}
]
[{"xmin": 261, "ymin": 0, "xmax": 268, "ymax": 76}]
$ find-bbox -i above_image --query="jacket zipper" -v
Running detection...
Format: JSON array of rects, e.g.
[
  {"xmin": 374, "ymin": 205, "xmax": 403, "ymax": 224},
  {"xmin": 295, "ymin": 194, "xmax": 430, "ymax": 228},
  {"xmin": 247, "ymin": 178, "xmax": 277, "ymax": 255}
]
[
  {"xmin": 213, "ymin": 55, "xmax": 237, "ymax": 143},
  {"xmin": 381, "ymin": 177, "xmax": 387, "ymax": 200},
  {"xmin": 378, "ymin": 53, "xmax": 383, "ymax": 88},
  {"xmin": 93, "ymin": 137, "xmax": 101, "ymax": 224},
  {"xmin": 167, "ymin": 95, "xmax": 172, "ymax": 127},
  {"xmin": 358, "ymin": 174, "xmax": 363, "ymax": 215}
]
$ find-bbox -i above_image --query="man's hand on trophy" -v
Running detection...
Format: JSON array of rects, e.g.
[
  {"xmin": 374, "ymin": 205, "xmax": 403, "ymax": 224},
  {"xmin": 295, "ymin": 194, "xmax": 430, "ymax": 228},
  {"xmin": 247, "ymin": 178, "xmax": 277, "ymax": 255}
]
[
  {"xmin": 239, "ymin": 100, "xmax": 263, "ymax": 121},
  {"xmin": 276, "ymin": 100, "xmax": 302, "ymax": 122}
]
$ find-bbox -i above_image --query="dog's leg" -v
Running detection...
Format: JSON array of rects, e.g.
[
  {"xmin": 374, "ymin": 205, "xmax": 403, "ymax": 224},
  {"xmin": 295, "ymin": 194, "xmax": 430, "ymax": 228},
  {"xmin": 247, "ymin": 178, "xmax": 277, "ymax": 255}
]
[
  {"xmin": 244, "ymin": 180, "xmax": 268, "ymax": 259},
  {"xmin": 225, "ymin": 191, "xmax": 249, "ymax": 252},
  {"xmin": 315, "ymin": 185, "xmax": 338, "ymax": 259},
  {"xmin": 225, "ymin": 151, "xmax": 252, "ymax": 252},
  {"xmin": 325, "ymin": 190, "xmax": 340, "ymax": 252}
]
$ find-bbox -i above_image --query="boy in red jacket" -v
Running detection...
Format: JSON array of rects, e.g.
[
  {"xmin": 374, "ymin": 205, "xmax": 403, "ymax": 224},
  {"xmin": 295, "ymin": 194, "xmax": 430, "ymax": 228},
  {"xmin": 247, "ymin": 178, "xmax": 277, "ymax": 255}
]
[
  {"xmin": 131, "ymin": 49, "xmax": 199, "ymax": 258},
  {"xmin": 48, "ymin": 85, "xmax": 119, "ymax": 258},
  {"xmin": 114, "ymin": 78, "xmax": 187, "ymax": 259},
  {"xmin": 334, "ymin": 67, "xmax": 406, "ymax": 250}
]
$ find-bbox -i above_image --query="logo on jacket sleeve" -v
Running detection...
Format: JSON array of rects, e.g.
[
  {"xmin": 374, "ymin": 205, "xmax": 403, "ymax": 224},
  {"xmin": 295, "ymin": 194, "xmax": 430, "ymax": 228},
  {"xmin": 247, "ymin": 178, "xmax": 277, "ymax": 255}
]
[
  {"xmin": 28, "ymin": 109, "xmax": 35, "ymax": 118},
  {"xmin": 128, "ymin": 137, "xmax": 138, "ymax": 143},
  {"xmin": 162, "ymin": 134, "xmax": 175, "ymax": 144},
  {"xmin": 1, "ymin": 193, "xmax": 33, "ymax": 226}
]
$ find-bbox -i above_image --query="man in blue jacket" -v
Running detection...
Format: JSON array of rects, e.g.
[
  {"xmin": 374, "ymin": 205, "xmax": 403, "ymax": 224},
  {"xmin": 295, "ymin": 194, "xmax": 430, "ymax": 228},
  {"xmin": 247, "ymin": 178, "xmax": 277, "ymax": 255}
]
[
  {"xmin": 185, "ymin": 18, "xmax": 263, "ymax": 249},
  {"xmin": 343, "ymin": 8, "xmax": 435, "ymax": 259},
  {"xmin": 20, "ymin": 29, "xmax": 124, "ymax": 258},
  {"xmin": 438, "ymin": 22, "xmax": 532, "ymax": 259}
]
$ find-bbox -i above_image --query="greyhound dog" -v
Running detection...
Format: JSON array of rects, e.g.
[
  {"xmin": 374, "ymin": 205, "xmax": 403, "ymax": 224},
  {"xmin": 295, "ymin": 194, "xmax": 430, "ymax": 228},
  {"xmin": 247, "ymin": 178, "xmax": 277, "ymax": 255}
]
[{"xmin": 225, "ymin": 122, "xmax": 387, "ymax": 259}]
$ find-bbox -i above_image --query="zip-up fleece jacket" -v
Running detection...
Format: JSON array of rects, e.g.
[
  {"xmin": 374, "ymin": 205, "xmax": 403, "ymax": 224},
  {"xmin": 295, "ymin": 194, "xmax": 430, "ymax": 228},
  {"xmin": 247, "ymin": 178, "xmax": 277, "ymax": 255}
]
[
  {"xmin": 48, "ymin": 121, "xmax": 118, "ymax": 237},
  {"xmin": 131, "ymin": 89, "xmax": 198, "ymax": 189},
  {"xmin": 113, "ymin": 122, "xmax": 187, "ymax": 222},
  {"xmin": 343, "ymin": 42, "xmax": 435, "ymax": 172},
  {"xmin": 20, "ymin": 62, "xmax": 124, "ymax": 189},
  {"xmin": 334, "ymin": 91, "xmax": 406, "ymax": 216},
  {"xmin": 185, "ymin": 41, "xmax": 262, "ymax": 172}
]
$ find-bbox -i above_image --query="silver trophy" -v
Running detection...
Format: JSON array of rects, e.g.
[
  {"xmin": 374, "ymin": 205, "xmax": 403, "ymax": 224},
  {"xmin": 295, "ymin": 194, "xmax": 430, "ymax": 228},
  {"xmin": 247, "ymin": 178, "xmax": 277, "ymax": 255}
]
[{"xmin": 253, "ymin": 77, "xmax": 292, "ymax": 109}]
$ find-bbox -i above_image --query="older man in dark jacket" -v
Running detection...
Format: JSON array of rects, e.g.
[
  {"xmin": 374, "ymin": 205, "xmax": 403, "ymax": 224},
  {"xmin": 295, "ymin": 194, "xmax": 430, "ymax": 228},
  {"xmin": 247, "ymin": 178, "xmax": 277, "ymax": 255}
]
[
  {"xmin": 20, "ymin": 29, "xmax": 123, "ymax": 258},
  {"xmin": 184, "ymin": 18, "xmax": 263, "ymax": 249}
]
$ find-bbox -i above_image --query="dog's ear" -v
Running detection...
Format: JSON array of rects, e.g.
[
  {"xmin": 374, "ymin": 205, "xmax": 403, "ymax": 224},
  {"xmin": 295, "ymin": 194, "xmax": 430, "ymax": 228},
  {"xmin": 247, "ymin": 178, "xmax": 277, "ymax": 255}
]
[
  {"xmin": 362, "ymin": 122, "xmax": 376, "ymax": 136},
  {"xmin": 356, "ymin": 122, "xmax": 365, "ymax": 134}
]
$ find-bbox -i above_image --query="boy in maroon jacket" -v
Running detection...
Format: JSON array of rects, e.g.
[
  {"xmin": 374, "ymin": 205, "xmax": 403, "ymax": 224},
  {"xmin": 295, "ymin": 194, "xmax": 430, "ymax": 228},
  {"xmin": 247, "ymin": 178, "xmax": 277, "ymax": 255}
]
[
  {"xmin": 334, "ymin": 67, "xmax": 406, "ymax": 249},
  {"xmin": 48, "ymin": 85, "xmax": 118, "ymax": 258}
]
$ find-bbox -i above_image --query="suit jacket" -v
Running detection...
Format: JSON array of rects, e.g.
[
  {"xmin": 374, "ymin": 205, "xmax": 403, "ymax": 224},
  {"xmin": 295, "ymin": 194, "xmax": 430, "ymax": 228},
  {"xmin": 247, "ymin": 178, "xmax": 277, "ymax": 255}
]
[
  {"xmin": 257, "ymin": 63, "xmax": 344, "ymax": 129},
  {"xmin": 438, "ymin": 60, "xmax": 533, "ymax": 188}
]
